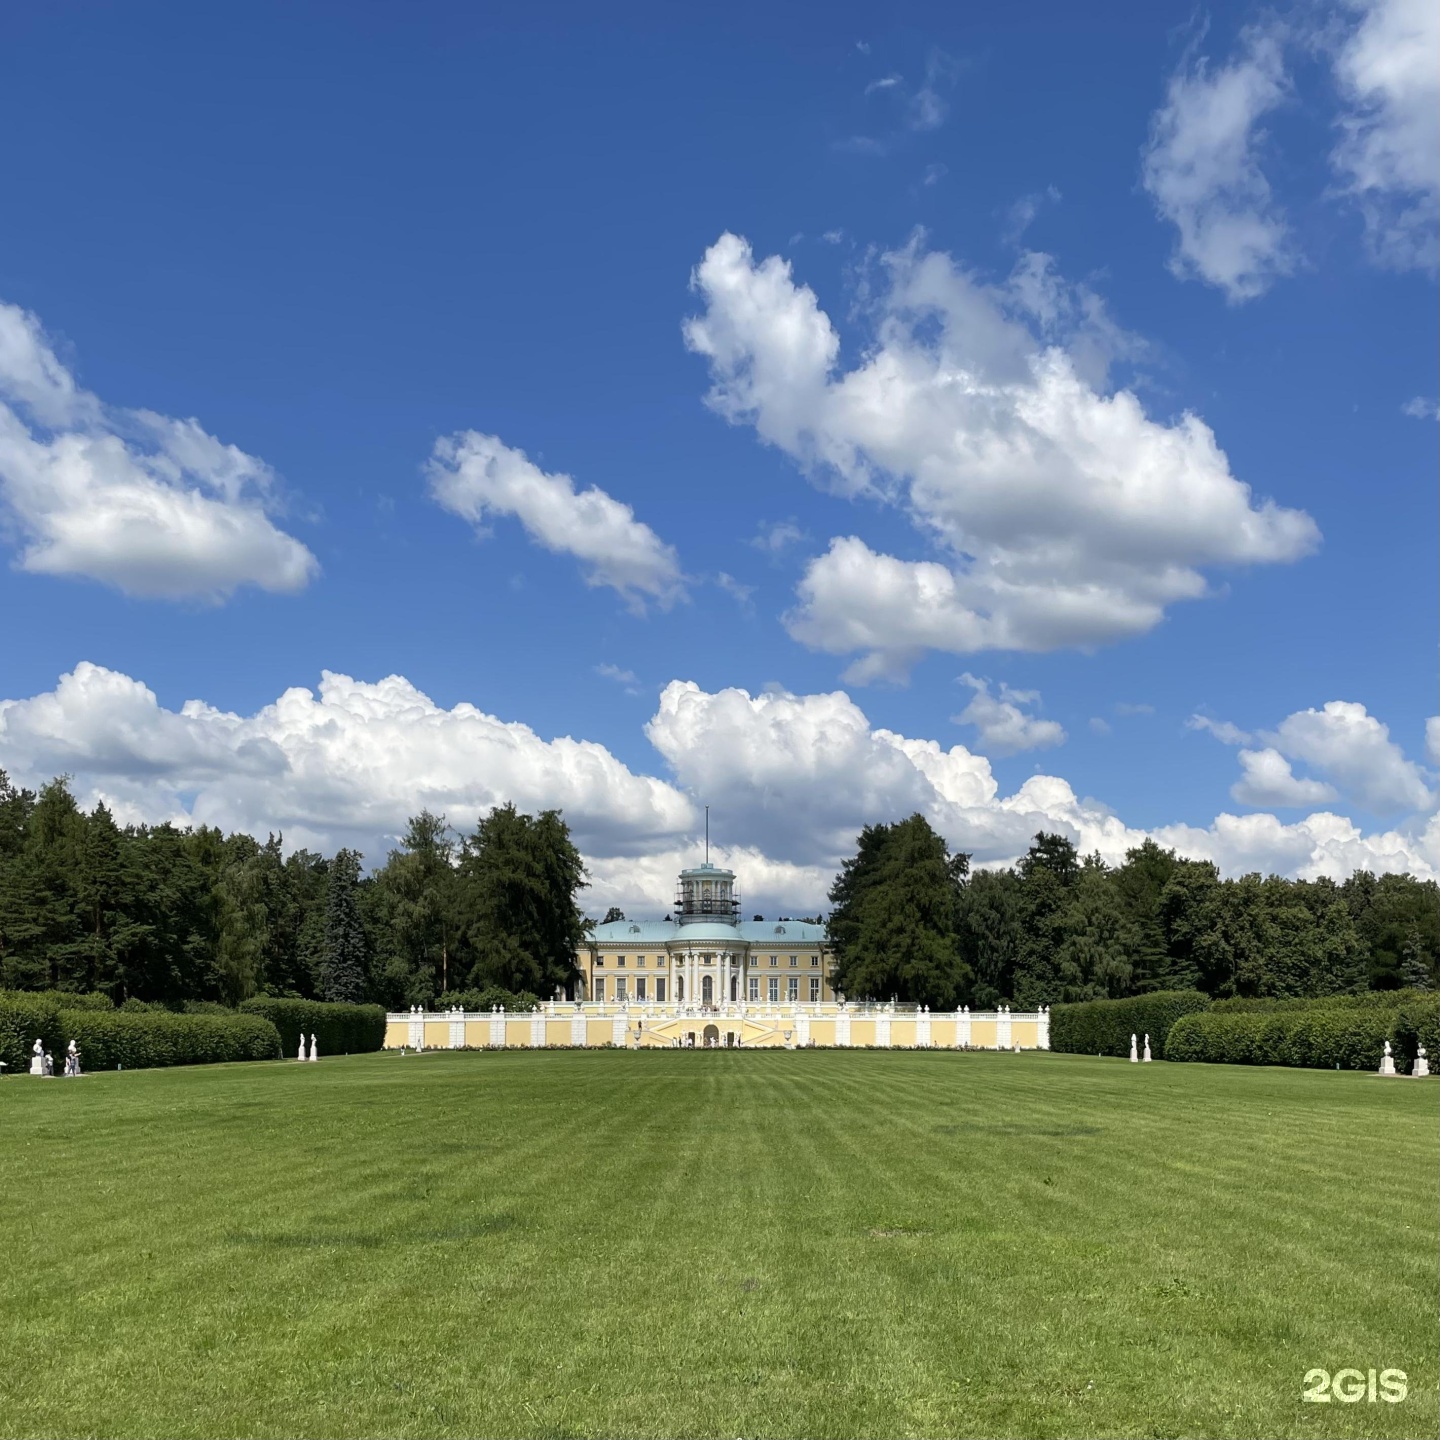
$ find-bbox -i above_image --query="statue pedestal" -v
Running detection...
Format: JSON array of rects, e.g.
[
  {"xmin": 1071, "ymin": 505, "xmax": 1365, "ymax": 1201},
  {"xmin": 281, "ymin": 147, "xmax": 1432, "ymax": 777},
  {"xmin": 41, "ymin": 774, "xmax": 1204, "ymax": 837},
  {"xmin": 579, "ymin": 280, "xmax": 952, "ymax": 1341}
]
[
  {"xmin": 29, "ymin": 1058, "xmax": 43, "ymax": 1075},
  {"xmin": 1378, "ymin": 1055, "xmax": 1396, "ymax": 1076}
]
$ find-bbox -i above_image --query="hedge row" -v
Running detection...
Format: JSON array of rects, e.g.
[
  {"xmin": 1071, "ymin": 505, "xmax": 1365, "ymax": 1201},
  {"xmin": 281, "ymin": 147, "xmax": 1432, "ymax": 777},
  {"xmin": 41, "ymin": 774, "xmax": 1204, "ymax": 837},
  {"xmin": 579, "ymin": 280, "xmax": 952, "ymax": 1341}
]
[
  {"xmin": 0, "ymin": 994, "xmax": 66, "ymax": 1075},
  {"xmin": 238, "ymin": 998, "xmax": 386, "ymax": 1058},
  {"xmin": 1387, "ymin": 1001, "xmax": 1440, "ymax": 1070},
  {"xmin": 1049, "ymin": 990, "xmax": 1211, "ymax": 1061},
  {"xmin": 1165, "ymin": 1008, "xmax": 1402, "ymax": 1070},
  {"xmin": 1208, "ymin": 988, "xmax": 1429, "ymax": 1015},
  {"xmin": 59, "ymin": 1011, "xmax": 282, "ymax": 1070}
]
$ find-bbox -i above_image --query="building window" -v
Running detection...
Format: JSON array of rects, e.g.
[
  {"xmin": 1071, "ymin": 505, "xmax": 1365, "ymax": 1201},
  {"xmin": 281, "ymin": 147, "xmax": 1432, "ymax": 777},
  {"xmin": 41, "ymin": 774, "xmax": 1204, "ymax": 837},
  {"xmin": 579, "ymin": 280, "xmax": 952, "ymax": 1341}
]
[
  {"xmin": 789, "ymin": 954, "xmax": 798, "ymax": 966},
  {"xmin": 616, "ymin": 977, "xmax": 627, "ymax": 1000},
  {"xmin": 788, "ymin": 977, "xmax": 799, "ymax": 1002},
  {"xmin": 594, "ymin": 957, "xmax": 604, "ymax": 967},
  {"xmin": 594, "ymin": 977, "xmax": 605, "ymax": 1001},
  {"xmin": 636, "ymin": 954, "xmax": 646, "ymax": 967},
  {"xmin": 748, "ymin": 977, "xmax": 759, "ymax": 1002},
  {"xmin": 637, "ymin": 977, "xmax": 647, "ymax": 1001},
  {"xmin": 768, "ymin": 977, "xmax": 778, "ymax": 1003},
  {"xmin": 676, "ymin": 977, "xmax": 684, "ymax": 1002},
  {"xmin": 809, "ymin": 977, "xmax": 820, "ymax": 1002},
  {"xmin": 656, "ymin": 978, "xmax": 667, "ymax": 1003},
  {"xmin": 617, "ymin": 955, "xmax": 626, "ymax": 967},
  {"xmin": 769, "ymin": 954, "xmax": 778, "ymax": 967}
]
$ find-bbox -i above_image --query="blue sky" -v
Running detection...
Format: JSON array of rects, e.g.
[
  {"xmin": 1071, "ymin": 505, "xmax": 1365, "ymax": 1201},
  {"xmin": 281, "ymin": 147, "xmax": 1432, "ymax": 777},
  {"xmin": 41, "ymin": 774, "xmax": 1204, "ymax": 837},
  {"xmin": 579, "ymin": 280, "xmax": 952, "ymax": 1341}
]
[{"xmin": 0, "ymin": 0, "xmax": 1435, "ymax": 913}]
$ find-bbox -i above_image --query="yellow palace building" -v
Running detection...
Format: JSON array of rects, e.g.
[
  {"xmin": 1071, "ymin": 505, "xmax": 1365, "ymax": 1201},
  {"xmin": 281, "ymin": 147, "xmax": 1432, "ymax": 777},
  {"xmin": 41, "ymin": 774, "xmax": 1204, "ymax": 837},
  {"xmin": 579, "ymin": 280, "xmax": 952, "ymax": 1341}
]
[{"xmin": 385, "ymin": 860, "xmax": 1052, "ymax": 1052}]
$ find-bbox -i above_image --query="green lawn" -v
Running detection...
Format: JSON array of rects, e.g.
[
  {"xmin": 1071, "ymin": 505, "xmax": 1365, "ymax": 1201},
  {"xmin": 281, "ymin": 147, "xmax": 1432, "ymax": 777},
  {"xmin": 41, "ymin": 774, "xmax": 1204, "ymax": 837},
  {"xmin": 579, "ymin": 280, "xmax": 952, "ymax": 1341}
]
[{"xmin": 1, "ymin": 1050, "xmax": 1436, "ymax": 1440}]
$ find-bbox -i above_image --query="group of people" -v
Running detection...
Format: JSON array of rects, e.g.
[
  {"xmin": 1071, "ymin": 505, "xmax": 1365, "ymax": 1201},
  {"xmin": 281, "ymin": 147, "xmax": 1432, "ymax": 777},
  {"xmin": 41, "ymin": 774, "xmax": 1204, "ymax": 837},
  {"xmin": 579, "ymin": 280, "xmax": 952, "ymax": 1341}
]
[{"xmin": 30, "ymin": 1038, "xmax": 82, "ymax": 1076}]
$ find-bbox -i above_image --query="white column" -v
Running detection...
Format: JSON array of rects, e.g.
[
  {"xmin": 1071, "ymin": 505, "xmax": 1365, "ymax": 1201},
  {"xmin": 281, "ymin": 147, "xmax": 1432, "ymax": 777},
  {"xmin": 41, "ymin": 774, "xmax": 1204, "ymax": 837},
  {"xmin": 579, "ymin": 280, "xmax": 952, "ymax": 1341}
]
[
  {"xmin": 957, "ymin": 1005, "xmax": 971, "ymax": 1048},
  {"xmin": 1038, "ymin": 1005, "xmax": 1050, "ymax": 1050}
]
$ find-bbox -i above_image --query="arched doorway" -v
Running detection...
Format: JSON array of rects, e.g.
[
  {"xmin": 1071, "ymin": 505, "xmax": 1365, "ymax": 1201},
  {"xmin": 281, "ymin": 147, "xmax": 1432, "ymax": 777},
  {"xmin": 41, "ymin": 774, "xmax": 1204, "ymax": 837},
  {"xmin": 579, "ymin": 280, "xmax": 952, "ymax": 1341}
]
[
  {"xmin": 729, "ymin": 974, "xmax": 738, "ymax": 1002},
  {"xmin": 702, "ymin": 974, "xmax": 713, "ymax": 1006},
  {"xmin": 703, "ymin": 1023, "xmax": 720, "ymax": 1047}
]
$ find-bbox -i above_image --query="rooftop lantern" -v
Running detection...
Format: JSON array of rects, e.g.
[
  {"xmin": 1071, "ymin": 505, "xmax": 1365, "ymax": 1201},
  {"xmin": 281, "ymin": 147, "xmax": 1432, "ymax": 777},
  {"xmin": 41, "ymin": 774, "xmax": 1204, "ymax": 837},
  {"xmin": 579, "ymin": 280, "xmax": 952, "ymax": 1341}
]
[{"xmin": 675, "ymin": 806, "xmax": 740, "ymax": 925}]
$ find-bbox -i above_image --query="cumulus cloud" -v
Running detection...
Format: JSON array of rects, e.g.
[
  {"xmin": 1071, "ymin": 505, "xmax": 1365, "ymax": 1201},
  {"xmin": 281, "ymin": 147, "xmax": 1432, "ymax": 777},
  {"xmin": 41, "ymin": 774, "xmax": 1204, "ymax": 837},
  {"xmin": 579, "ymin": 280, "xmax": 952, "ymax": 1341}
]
[
  {"xmin": 1194, "ymin": 699, "xmax": 1435, "ymax": 815},
  {"xmin": 1268, "ymin": 700, "xmax": 1433, "ymax": 813},
  {"xmin": 0, "ymin": 662, "xmax": 694, "ymax": 863},
  {"xmin": 1141, "ymin": 25, "xmax": 1295, "ymax": 301},
  {"xmin": 685, "ymin": 232, "xmax": 1317, "ymax": 678},
  {"xmin": 427, "ymin": 431, "xmax": 684, "ymax": 611},
  {"xmin": 953, "ymin": 673, "xmax": 1066, "ymax": 756},
  {"xmin": 1232, "ymin": 747, "xmax": 1340, "ymax": 807},
  {"xmin": 2, "ymin": 667, "xmax": 1435, "ymax": 915},
  {"xmin": 1330, "ymin": 0, "xmax": 1440, "ymax": 270},
  {"xmin": 0, "ymin": 301, "xmax": 318, "ymax": 600},
  {"xmin": 1402, "ymin": 396, "xmax": 1439, "ymax": 420}
]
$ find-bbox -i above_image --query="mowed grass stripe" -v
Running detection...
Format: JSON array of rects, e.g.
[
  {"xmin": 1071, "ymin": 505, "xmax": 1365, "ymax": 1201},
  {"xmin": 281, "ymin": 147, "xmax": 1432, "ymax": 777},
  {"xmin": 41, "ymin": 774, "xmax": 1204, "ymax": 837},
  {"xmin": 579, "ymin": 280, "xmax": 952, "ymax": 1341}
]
[{"xmin": 1, "ymin": 1049, "xmax": 1435, "ymax": 1439}]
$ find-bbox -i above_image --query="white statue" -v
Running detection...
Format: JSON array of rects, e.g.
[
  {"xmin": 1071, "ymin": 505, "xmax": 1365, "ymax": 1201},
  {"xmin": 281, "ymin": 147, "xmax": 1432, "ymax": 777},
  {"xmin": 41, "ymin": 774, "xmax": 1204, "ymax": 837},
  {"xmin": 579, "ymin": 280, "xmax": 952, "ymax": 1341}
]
[
  {"xmin": 30, "ymin": 1038, "xmax": 44, "ymax": 1076},
  {"xmin": 307, "ymin": 1033, "xmax": 319, "ymax": 1062},
  {"xmin": 1378, "ymin": 1039, "xmax": 1396, "ymax": 1076},
  {"xmin": 1413, "ymin": 1045, "xmax": 1430, "ymax": 1079},
  {"xmin": 1129, "ymin": 1033, "xmax": 1138, "ymax": 1063},
  {"xmin": 1142, "ymin": 1034, "xmax": 1152, "ymax": 1063},
  {"xmin": 297, "ymin": 1035, "xmax": 307, "ymax": 1060}
]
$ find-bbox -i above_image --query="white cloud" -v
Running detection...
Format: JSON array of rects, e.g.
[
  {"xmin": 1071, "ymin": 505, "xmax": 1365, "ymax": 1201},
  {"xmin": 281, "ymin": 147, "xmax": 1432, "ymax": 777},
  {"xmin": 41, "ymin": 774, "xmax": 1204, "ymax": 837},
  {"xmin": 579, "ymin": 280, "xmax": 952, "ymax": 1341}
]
[
  {"xmin": 1427, "ymin": 716, "xmax": 1440, "ymax": 763},
  {"xmin": 594, "ymin": 663, "xmax": 641, "ymax": 696},
  {"xmin": 954, "ymin": 674, "xmax": 1066, "ymax": 756},
  {"xmin": 2, "ymin": 667, "xmax": 1435, "ymax": 917},
  {"xmin": 1188, "ymin": 713, "xmax": 1253, "ymax": 745},
  {"xmin": 1267, "ymin": 700, "xmax": 1433, "ymax": 813},
  {"xmin": 0, "ymin": 662, "xmax": 694, "ymax": 864},
  {"xmin": 1232, "ymin": 747, "xmax": 1340, "ymax": 807},
  {"xmin": 1330, "ymin": 0, "xmax": 1440, "ymax": 270},
  {"xmin": 1193, "ymin": 699, "xmax": 1435, "ymax": 815},
  {"xmin": 427, "ymin": 431, "xmax": 684, "ymax": 611},
  {"xmin": 0, "ymin": 301, "xmax": 318, "ymax": 600},
  {"xmin": 1402, "ymin": 396, "xmax": 1440, "ymax": 419},
  {"xmin": 685, "ymin": 233, "xmax": 1317, "ymax": 678},
  {"xmin": 716, "ymin": 571, "xmax": 755, "ymax": 610},
  {"xmin": 1141, "ymin": 26, "xmax": 1296, "ymax": 301},
  {"xmin": 750, "ymin": 519, "xmax": 808, "ymax": 556}
]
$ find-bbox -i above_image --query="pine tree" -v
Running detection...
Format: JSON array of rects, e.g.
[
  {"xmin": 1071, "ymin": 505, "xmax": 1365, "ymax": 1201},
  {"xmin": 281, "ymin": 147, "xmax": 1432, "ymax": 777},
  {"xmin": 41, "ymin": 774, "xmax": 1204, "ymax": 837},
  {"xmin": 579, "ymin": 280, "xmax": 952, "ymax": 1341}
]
[{"xmin": 320, "ymin": 849, "xmax": 368, "ymax": 1002}]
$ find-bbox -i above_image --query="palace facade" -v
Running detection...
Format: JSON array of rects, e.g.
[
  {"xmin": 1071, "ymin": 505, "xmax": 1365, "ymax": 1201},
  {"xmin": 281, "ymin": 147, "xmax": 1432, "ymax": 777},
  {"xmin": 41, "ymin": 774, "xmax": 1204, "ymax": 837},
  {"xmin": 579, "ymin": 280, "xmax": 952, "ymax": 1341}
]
[
  {"xmin": 380, "ymin": 859, "xmax": 1052, "ymax": 1051},
  {"xmin": 576, "ymin": 862, "xmax": 836, "ymax": 1007}
]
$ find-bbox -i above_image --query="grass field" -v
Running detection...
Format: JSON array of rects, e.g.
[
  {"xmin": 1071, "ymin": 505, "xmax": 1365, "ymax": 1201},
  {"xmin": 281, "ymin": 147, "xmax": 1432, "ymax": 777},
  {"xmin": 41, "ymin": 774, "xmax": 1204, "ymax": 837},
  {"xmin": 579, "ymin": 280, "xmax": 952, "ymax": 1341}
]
[{"xmin": 2, "ymin": 1050, "xmax": 1436, "ymax": 1440}]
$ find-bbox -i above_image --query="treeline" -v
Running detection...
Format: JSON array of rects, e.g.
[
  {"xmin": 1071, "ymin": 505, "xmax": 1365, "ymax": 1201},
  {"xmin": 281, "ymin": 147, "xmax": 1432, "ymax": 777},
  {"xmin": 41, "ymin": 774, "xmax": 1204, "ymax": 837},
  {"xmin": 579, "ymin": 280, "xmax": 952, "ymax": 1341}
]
[
  {"xmin": 0, "ymin": 772, "xmax": 586, "ymax": 1009},
  {"xmin": 828, "ymin": 815, "xmax": 1439, "ymax": 1009}
]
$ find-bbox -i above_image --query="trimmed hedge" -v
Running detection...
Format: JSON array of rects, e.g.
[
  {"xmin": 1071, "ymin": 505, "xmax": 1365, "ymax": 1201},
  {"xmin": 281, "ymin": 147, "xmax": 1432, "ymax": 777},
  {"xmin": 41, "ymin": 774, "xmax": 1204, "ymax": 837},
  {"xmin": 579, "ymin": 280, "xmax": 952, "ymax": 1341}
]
[
  {"xmin": 1208, "ymin": 988, "xmax": 1429, "ymax": 1014},
  {"xmin": 59, "ymin": 1010, "xmax": 281, "ymax": 1070},
  {"xmin": 1389, "ymin": 1000, "xmax": 1440, "ymax": 1070},
  {"xmin": 1165, "ymin": 1008, "xmax": 1395, "ymax": 1070},
  {"xmin": 238, "ymin": 998, "xmax": 386, "ymax": 1058},
  {"xmin": 1049, "ymin": 990, "xmax": 1210, "ymax": 1061},
  {"xmin": 0, "ymin": 993, "xmax": 65, "ymax": 1075}
]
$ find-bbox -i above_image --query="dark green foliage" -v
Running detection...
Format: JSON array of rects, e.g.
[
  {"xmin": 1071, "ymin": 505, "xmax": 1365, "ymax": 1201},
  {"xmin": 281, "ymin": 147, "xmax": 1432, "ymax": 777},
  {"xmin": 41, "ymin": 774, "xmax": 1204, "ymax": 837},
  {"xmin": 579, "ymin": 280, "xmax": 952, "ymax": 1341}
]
[
  {"xmin": 1165, "ymin": 1008, "xmax": 1395, "ymax": 1071},
  {"xmin": 436, "ymin": 985, "xmax": 541, "ymax": 1012},
  {"xmin": 0, "ymin": 992, "xmax": 64, "ymax": 1074},
  {"xmin": 1049, "ymin": 990, "xmax": 1211, "ymax": 1060},
  {"xmin": 59, "ymin": 1010, "xmax": 281, "ymax": 1070},
  {"xmin": 238, "ymin": 997, "xmax": 386, "ymax": 1057},
  {"xmin": 1388, "ymin": 1000, "xmax": 1440, "ymax": 1069},
  {"xmin": 1208, "ymin": 988, "xmax": 1428, "ymax": 1014},
  {"xmin": 3, "ymin": 990, "xmax": 114, "ymax": 1011},
  {"xmin": 457, "ymin": 804, "xmax": 586, "ymax": 999},
  {"xmin": 364, "ymin": 812, "xmax": 460, "ymax": 1005},
  {"xmin": 828, "ymin": 815, "xmax": 970, "ymax": 1008},
  {"xmin": 319, "ymin": 849, "xmax": 368, "ymax": 1002}
]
